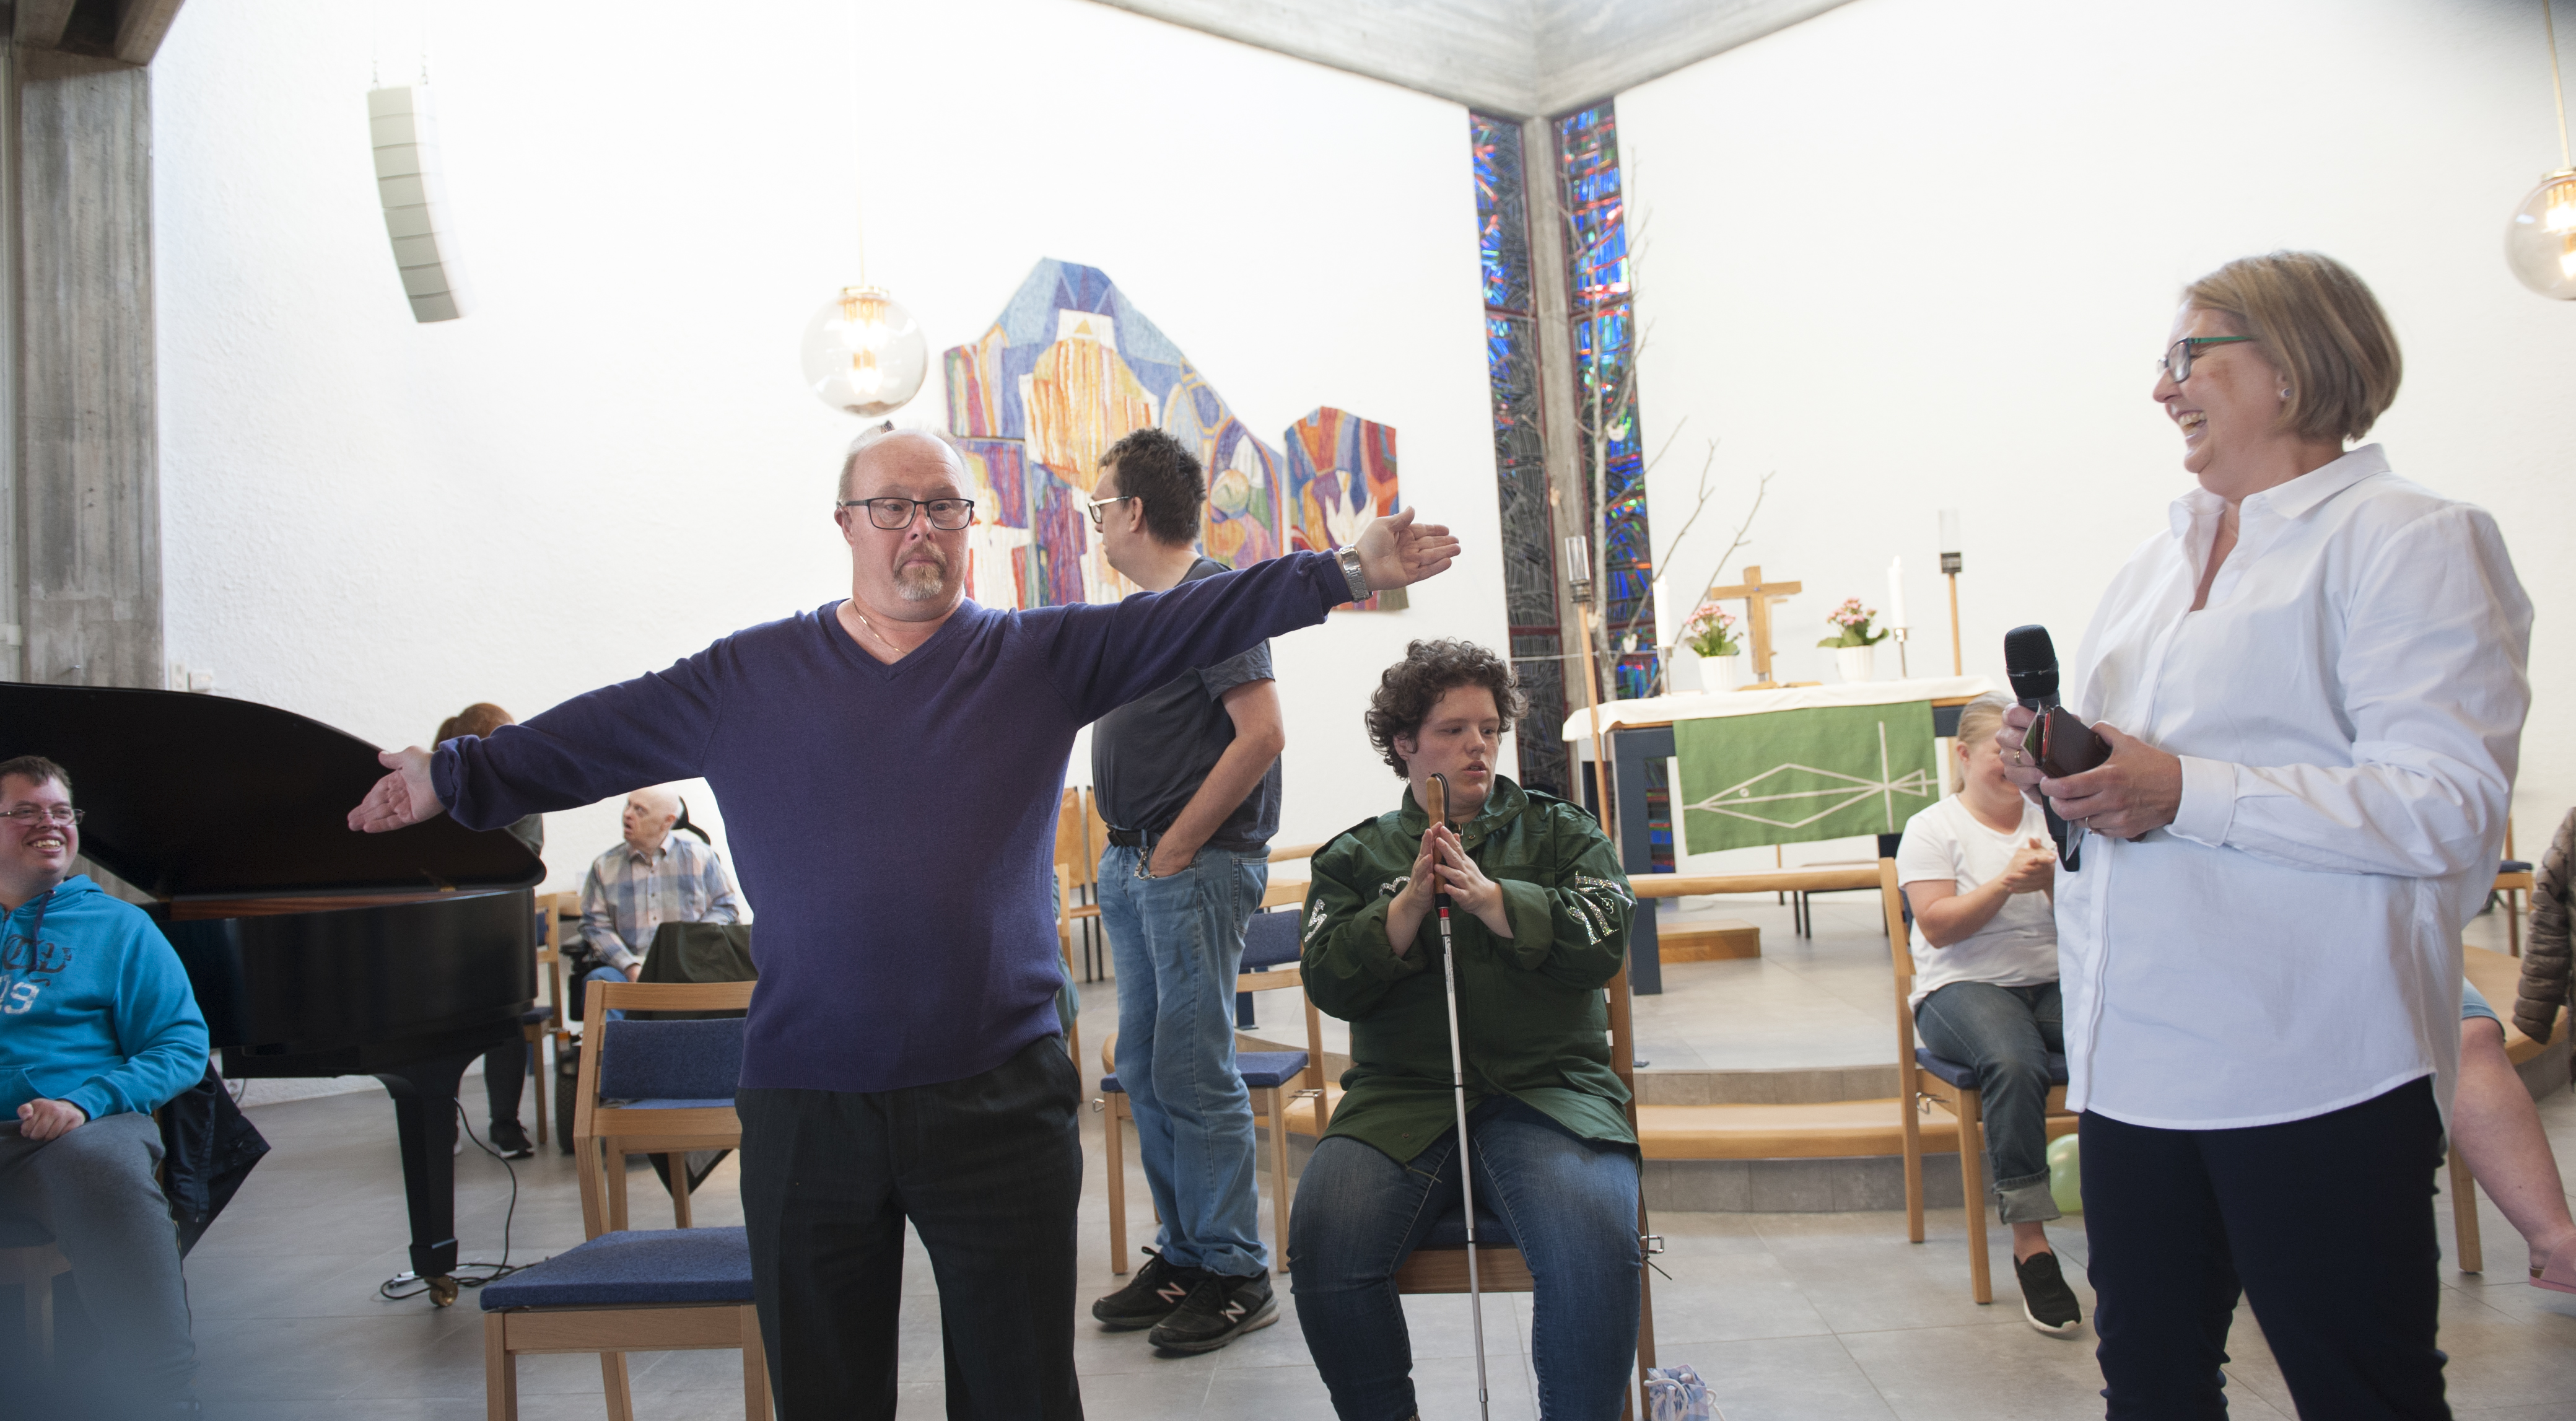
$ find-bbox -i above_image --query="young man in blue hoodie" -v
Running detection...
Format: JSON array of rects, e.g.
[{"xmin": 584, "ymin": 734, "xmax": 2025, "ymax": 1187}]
[{"xmin": 0, "ymin": 754, "xmax": 210, "ymax": 1419}]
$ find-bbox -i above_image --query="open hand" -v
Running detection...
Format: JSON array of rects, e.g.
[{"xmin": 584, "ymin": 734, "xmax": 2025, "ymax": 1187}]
[
  {"xmin": 1354, "ymin": 507, "xmax": 1460, "ymax": 592},
  {"xmin": 2039, "ymin": 722, "xmax": 2181, "ymax": 841},
  {"xmin": 17, "ymin": 1098, "xmax": 85, "ymax": 1142},
  {"xmin": 347, "ymin": 746, "xmax": 447, "ymax": 833},
  {"xmin": 1385, "ymin": 820, "xmax": 1446, "ymax": 958}
]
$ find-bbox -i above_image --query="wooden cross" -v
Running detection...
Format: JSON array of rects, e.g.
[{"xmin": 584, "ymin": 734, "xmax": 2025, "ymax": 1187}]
[{"xmin": 1707, "ymin": 564, "xmax": 1801, "ymax": 687}]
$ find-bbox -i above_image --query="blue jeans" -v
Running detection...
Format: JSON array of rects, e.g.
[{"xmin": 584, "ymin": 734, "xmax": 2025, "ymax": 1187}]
[
  {"xmin": 1915, "ymin": 980, "xmax": 2064, "ymax": 1224},
  {"xmin": 580, "ymin": 964, "xmax": 630, "ymax": 1022},
  {"xmin": 1095, "ymin": 842, "xmax": 1268, "ymax": 1276},
  {"xmin": 1288, "ymin": 1097, "xmax": 1642, "ymax": 1421}
]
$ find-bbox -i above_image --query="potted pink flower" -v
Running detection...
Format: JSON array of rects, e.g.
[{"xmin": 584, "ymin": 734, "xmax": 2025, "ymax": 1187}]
[
  {"xmin": 1817, "ymin": 598, "xmax": 1890, "ymax": 682},
  {"xmin": 1672, "ymin": 602, "xmax": 1745, "ymax": 693}
]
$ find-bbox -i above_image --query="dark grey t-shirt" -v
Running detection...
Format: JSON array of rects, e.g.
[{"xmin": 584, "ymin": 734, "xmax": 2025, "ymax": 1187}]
[{"xmin": 1091, "ymin": 558, "xmax": 1282, "ymax": 850}]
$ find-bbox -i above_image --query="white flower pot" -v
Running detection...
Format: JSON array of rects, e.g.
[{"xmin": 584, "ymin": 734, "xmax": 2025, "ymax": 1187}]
[
  {"xmin": 1710, "ymin": 653, "xmax": 1746, "ymax": 690},
  {"xmin": 1836, "ymin": 645, "xmax": 1879, "ymax": 683}
]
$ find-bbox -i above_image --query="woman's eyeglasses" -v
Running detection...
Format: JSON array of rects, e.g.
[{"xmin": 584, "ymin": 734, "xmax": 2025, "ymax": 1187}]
[{"xmin": 2157, "ymin": 335, "xmax": 2256, "ymax": 383}]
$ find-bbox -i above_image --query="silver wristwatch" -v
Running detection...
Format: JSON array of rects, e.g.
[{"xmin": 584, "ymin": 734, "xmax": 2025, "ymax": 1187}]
[{"xmin": 1335, "ymin": 546, "xmax": 1371, "ymax": 603}]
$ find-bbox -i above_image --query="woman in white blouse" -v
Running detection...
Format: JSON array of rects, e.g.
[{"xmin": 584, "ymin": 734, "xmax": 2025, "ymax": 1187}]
[{"xmin": 1998, "ymin": 251, "xmax": 2530, "ymax": 1419}]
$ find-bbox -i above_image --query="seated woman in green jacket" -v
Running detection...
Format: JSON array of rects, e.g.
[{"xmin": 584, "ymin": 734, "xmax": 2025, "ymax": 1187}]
[{"xmin": 1287, "ymin": 638, "xmax": 1640, "ymax": 1421}]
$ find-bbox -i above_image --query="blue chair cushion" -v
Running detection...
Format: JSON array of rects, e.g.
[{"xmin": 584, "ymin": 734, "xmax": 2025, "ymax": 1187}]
[
  {"xmin": 2502, "ymin": 860, "xmax": 2533, "ymax": 875},
  {"xmin": 1104, "ymin": 1054, "xmax": 1310, "ymax": 1093},
  {"xmin": 1915, "ymin": 1048, "xmax": 2069, "ymax": 1091},
  {"xmin": 520, "ymin": 1005, "xmax": 555, "ymax": 1026},
  {"xmin": 611, "ymin": 1098, "xmax": 736, "ymax": 1111},
  {"xmin": 598, "ymin": 1017, "xmax": 745, "ymax": 1101},
  {"xmin": 1241, "ymin": 911, "xmax": 1304, "ymax": 971},
  {"xmin": 481, "ymin": 1228, "xmax": 754, "ymax": 1311},
  {"xmin": 1418, "ymin": 1201, "xmax": 1516, "ymax": 1251},
  {"xmin": 1238, "ymin": 1051, "xmax": 1309, "ymax": 1090}
]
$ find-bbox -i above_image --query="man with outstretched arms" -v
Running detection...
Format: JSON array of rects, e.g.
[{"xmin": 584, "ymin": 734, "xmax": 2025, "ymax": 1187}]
[
  {"xmin": 346, "ymin": 429, "xmax": 1457, "ymax": 1419},
  {"xmin": 0, "ymin": 754, "xmax": 211, "ymax": 1420}
]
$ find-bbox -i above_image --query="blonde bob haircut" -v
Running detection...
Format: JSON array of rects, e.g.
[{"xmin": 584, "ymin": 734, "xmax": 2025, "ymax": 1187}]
[
  {"xmin": 2182, "ymin": 251, "xmax": 2401, "ymax": 445},
  {"xmin": 1951, "ymin": 693, "xmax": 2013, "ymax": 765}
]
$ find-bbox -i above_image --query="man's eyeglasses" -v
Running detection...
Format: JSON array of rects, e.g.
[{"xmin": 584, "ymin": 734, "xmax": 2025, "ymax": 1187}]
[
  {"xmin": 0, "ymin": 805, "xmax": 82, "ymax": 827},
  {"xmin": 2157, "ymin": 334, "xmax": 2256, "ymax": 383},
  {"xmin": 1083, "ymin": 494, "xmax": 1137, "ymax": 530},
  {"xmin": 837, "ymin": 497, "xmax": 976, "ymax": 531}
]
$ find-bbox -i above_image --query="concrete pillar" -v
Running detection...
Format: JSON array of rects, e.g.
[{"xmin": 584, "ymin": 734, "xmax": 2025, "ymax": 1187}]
[{"xmin": 13, "ymin": 46, "xmax": 159, "ymax": 688}]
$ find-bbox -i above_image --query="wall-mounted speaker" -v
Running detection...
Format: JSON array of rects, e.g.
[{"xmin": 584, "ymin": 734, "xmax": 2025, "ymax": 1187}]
[{"xmin": 367, "ymin": 84, "xmax": 470, "ymax": 323}]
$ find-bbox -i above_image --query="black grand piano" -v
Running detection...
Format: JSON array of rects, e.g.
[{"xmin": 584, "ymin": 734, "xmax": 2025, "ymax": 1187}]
[{"xmin": 1, "ymin": 683, "xmax": 543, "ymax": 1306}]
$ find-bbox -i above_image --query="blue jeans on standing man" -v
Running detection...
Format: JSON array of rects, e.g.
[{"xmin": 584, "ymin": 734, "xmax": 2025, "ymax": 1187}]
[
  {"xmin": 1288, "ymin": 1096, "xmax": 1643, "ymax": 1421},
  {"xmin": 1095, "ymin": 841, "xmax": 1268, "ymax": 1277},
  {"xmin": 1914, "ymin": 979, "xmax": 2064, "ymax": 1223}
]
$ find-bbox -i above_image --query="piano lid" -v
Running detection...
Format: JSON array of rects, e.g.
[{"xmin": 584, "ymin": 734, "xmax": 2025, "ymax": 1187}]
[{"xmin": 0, "ymin": 684, "xmax": 543, "ymax": 899}]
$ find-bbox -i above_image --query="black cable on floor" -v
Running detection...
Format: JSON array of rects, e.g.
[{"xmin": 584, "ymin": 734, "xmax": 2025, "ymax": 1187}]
[{"xmin": 377, "ymin": 1100, "xmax": 537, "ymax": 1301}]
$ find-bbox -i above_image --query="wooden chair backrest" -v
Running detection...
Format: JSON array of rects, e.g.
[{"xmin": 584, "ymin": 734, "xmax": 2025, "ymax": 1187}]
[
  {"xmin": 1234, "ymin": 911, "xmax": 1324, "ymax": 1078},
  {"xmin": 1878, "ymin": 859, "xmax": 1921, "ymax": 1076},
  {"xmin": 572, "ymin": 979, "xmax": 754, "ymax": 1238}
]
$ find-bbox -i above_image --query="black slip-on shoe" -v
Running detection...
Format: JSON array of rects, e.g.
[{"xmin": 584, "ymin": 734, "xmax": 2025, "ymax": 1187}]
[
  {"xmin": 1148, "ymin": 1268, "xmax": 1278, "ymax": 1353},
  {"xmin": 2015, "ymin": 1249, "xmax": 2084, "ymax": 1337},
  {"xmin": 1092, "ymin": 1249, "xmax": 1203, "ymax": 1330},
  {"xmin": 487, "ymin": 1119, "xmax": 536, "ymax": 1160}
]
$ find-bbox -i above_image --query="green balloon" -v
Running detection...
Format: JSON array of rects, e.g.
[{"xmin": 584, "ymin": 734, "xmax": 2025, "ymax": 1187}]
[{"xmin": 2047, "ymin": 1132, "xmax": 2083, "ymax": 1214}]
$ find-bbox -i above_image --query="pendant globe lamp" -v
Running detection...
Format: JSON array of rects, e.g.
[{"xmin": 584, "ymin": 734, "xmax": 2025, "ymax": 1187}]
[
  {"xmin": 2507, "ymin": 0, "xmax": 2576, "ymax": 299},
  {"xmin": 801, "ymin": 284, "xmax": 927, "ymax": 416}
]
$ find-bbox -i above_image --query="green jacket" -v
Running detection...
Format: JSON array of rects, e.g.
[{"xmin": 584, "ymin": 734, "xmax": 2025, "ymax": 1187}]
[{"xmin": 1299, "ymin": 776, "xmax": 1637, "ymax": 1165}]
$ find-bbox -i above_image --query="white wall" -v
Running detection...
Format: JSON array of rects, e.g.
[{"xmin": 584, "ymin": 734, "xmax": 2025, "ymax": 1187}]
[
  {"xmin": 151, "ymin": 0, "xmax": 1503, "ymax": 893},
  {"xmin": 1620, "ymin": 0, "xmax": 2576, "ymax": 870}
]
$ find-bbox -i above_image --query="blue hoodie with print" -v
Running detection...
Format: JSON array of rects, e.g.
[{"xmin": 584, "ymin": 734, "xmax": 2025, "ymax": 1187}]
[{"xmin": 0, "ymin": 875, "xmax": 208, "ymax": 1121}]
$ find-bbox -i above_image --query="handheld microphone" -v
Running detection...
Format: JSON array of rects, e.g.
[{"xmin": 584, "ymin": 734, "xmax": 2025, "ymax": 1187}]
[{"xmin": 2001, "ymin": 625, "xmax": 2083, "ymax": 870}]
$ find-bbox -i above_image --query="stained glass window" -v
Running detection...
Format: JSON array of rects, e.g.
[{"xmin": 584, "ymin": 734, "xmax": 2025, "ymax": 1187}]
[{"xmin": 1470, "ymin": 112, "xmax": 1570, "ymax": 801}]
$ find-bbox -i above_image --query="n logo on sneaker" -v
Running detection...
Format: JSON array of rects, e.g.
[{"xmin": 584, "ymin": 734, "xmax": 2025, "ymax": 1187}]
[
  {"xmin": 1156, "ymin": 1281, "xmax": 1190, "ymax": 1305},
  {"xmin": 1222, "ymin": 1301, "xmax": 1244, "ymax": 1321}
]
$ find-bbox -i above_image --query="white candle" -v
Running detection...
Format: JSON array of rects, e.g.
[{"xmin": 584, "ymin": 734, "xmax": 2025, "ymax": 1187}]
[{"xmin": 1887, "ymin": 556, "xmax": 1906, "ymax": 629}]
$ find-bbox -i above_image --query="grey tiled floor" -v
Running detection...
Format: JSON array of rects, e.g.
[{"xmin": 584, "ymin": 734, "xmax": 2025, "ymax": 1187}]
[{"xmin": 153, "ymin": 1017, "xmax": 2576, "ymax": 1421}]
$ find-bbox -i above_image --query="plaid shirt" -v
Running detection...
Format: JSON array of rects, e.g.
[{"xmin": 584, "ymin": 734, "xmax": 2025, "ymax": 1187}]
[{"xmin": 579, "ymin": 833, "xmax": 747, "ymax": 970}]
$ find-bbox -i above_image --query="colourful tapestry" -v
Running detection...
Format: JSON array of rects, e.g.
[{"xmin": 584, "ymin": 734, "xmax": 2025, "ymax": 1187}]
[
  {"xmin": 940, "ymin": 258, "xmax": 1395, "ymax": 610},
  {"xmin": 1285, "ymin": 408, "xmax": 1404, "ymax": 612}
]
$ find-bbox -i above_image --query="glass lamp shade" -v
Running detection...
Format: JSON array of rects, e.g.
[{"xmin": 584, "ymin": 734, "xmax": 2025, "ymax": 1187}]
[
  {"xmin": 801, "ymin": 285, "xmax": 928, "ymax": 416},
  {"xmin": 2505, "ymin": 169, "xmax": 2576, "ymax": 299}
]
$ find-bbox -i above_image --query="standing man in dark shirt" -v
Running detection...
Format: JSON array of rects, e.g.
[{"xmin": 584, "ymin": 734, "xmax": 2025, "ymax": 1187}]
[
  {"xmin": 1085, "ymin": 429, "xmax": 1288, "ymax": 1351},
  {"xmin": 345, "ymin": 429, "xmax": 1458, "ymax": 1420}
]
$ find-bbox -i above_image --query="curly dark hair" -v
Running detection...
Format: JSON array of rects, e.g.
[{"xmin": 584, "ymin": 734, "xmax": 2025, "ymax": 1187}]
[
  {"xmin": 1099, "ymin": 427, "xmax": 1205, "ymax": 546},
  {"xmin": 1364, "ymin": 639, "xmax": 1525, "ymax": 777}
]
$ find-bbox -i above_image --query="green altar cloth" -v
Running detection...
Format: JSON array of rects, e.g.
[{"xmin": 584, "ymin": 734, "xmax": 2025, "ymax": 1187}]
[{"xmin": 1672, "ymin": 700, "xmax": 1940, "ymax": 852}]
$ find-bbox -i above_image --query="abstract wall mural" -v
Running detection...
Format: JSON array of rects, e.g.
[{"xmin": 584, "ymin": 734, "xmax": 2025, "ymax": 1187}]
[{"xmin": 941, "ymin": 258, "xmax": 1399, "ymax": 610}]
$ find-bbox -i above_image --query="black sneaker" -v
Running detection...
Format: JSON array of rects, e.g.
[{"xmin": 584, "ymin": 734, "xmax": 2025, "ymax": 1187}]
[
  {"xmin": 1148, "ymin": 1268, "xmax": 1277, "ymax": 1353},
  {"xmin": 488, "ymin": 1119, "xmax": 535, "ymax": 1160},
  {"xmin": 1091, "ymin": 1248, "xmax": 1202, "ymax": 1330},
  {"xmin": 2014, "ymin": 1250, "xmax": 2083, "ymax": 1337}
]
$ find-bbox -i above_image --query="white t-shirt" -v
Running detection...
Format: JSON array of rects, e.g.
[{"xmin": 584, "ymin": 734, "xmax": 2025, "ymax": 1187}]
[{"xmin": 1893, "ymin": 795, "xmax": 2058, "ymax": 1011}]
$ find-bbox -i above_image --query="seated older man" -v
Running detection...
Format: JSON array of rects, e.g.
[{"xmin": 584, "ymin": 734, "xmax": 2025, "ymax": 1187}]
[
  {"xmin": 0, "ymin": 755, "xmax": 209, "ymax": 1419},
  {"xmin": 1288, "ymin": 640, "xmax": 1642, "ymax": 1421},
  {"xmin": 574, "ymin": 785, "xmax": 748, "ymax": 1013}
]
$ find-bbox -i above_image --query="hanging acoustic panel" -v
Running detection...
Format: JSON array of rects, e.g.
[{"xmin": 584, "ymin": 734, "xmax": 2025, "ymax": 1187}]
[{"xmin": 367, "ymin": 84, "xmax": 471, "ymax": 323}]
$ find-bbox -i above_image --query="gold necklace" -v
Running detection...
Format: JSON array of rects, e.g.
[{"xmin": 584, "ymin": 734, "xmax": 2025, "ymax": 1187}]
[{"xmin": 849, "ymin": 606, "xmax": 906, "ymax": 658}]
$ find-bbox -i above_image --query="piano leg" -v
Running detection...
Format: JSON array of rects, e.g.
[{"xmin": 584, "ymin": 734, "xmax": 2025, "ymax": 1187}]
[{"xmin": 373, "ymin": 1046, "xmax": 486, "ymax": 1307}]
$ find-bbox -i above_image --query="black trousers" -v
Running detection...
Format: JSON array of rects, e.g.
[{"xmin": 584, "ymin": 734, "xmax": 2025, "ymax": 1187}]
[
  {"xmin": 482, "ymin": 1037, "xmax": 526, "ymax": 1128},
  {"xmin": 738, "ymin": 1034, "xmax": 1085, "ymax": 1421},
  {"xmin": 2084, "ymin": 1077, "xmax": 2450, "ymax": 1419}
]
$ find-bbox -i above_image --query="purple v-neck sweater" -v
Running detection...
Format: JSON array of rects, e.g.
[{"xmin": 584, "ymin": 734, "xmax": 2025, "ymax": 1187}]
[{"xmin": 434, "ymin": 551, "xmax": 1350, "ymax": 1093}]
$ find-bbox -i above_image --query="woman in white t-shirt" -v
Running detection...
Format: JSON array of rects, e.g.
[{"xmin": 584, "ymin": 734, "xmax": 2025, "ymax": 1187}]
[{"xmin": 1894, "ymin": 692, "xmax": 2076, "ymax": 1336}]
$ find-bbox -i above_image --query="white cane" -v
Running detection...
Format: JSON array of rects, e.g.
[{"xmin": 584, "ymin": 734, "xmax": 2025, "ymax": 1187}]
[{"xmin": 1424, "ymin": 773, "xmax": 1490, "ymax": 1421}]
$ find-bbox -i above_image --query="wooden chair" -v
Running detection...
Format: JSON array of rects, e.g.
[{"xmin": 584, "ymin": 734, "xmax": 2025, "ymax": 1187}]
[
  {"xmin": 2448, "ymin": 943, "xmax": 2569, "ymax": 1272},
  {"xmin": 1055, "ymin": 789, "xmax": 1109, "ymax": 982},
  {"xmin": 518, "ymin": 891, "xmax": 579, "ymax": 1147},
  {"xmin": 2496, "ymin": 818, "xmax": 2533, "ymax": 957},
  {"xmin": 0, "ymin": 1225, "xmax": 70, "ymax": 1362},
  {"xmin": 1883, "ymin": 857, "xmax": 2080, "ymax": 1304},
  {"xmin": 1096, "ymin": 908, "xmax": 1324, "ymax": 1275},
  {"xmin": 481, "ymin": 978, "xmax": 764, "ymax": 1421},
  {"xmin": 1388, "ymin": 914, "xmax": 1659, "ymax": 1399},
  {"xmin": 574, "ymin": 980, "xmax": 754, "ymax": 1233},
  {"xmin": 1053, "ymin": 866, "xmax": 1086, "ymax": 1073}
]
